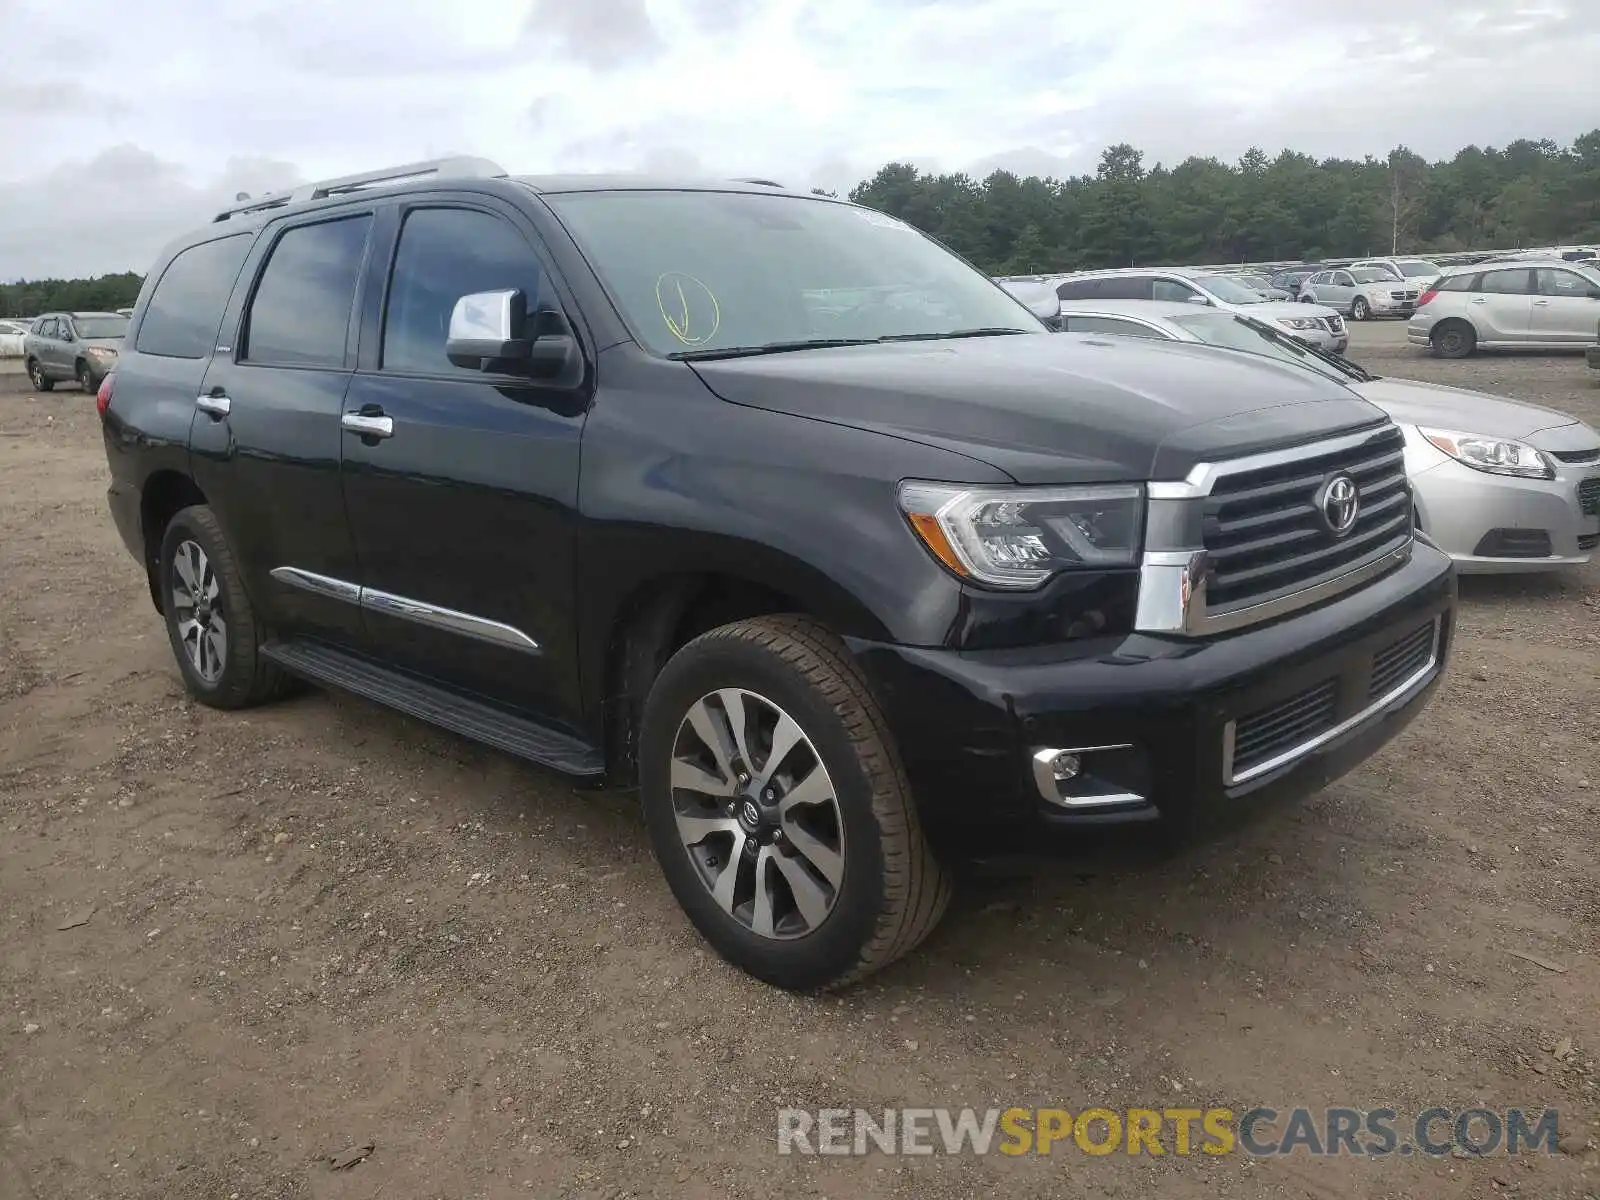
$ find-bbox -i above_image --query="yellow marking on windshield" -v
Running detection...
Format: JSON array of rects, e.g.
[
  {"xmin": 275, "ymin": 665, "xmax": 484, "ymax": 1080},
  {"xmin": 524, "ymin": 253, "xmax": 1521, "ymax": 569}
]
[{"xmin": 656, "ymin": 272, "xmax": 721, "ymax": 345}]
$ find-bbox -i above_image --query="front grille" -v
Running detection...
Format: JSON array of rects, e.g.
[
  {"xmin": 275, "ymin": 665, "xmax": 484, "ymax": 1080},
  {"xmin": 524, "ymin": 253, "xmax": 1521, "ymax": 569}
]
[
  {"xmin": 1369, "ymin": 622, "xmax": 1435, "ymax": 699},
  {"xmin": 1551, "ymin": 448, "xmax": 1600, "ymax": 464},
  {"xmin": 1230, "ymin": 680, "xmax": 1338, "ymax": 778},
  {"xmin": 1579, "ymin": 477, "xmax": 1600, "ymax": 516},
  {"xmin": 1202, "ymin": 427, "xmax": 1411, "ymax": 614}
]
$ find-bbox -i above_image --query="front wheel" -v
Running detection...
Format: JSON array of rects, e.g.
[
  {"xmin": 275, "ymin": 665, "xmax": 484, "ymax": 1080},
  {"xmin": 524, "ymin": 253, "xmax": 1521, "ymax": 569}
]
[
  {"xmin": 77, "ymin": 362, "xmax": 96, "ymax": 392},
  {"xmin": 639, "ymin": 616, "xmax": 949, "ymax": 990},
  {"xmin": 27, "ymin": 360, "xmax": 53, "ymax": 392},
  {"xmin": 1351, "ymin": 296, "xmax": 1370, "ymax": 321}
]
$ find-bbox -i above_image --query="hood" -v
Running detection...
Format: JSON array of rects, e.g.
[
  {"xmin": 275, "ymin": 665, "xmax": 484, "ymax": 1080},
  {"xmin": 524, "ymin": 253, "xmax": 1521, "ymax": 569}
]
[
  {"xmin": 1225, "ymin": 298, "xmax": 1340, "ymax": 321},
  {"xmin": 689, "ymin": 333, "xmax": 1387, "ymax": 484},
  {"xmin": 1349, "ymin": 376, "xmax": 1586, "ymax": 441}
]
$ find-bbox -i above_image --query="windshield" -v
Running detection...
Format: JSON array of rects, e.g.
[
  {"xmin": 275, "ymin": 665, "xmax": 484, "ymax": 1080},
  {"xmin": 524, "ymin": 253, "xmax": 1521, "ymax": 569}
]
[
  {"xmin": 1230, "ymin": 274, "xmax": 1271, "ymax": 289},
  {"xmin": 1397, "ymin": 260, "xmax": 1441, "ymax": 277},
  {"xmin": 73, "ymin": 316, "xmax": 129, "ymax": 338},
  {"xmin": 545, "ymin": 190, "xmax": 1043, "ymax": 356},
  {"xmin": 1168, "ymin": 311, "xmax": 1366, "ymax": 385},
  {"xmin": 1350, "ymin": 268, "xmax": 1392, "ymax": 283},
  {"xmin": 1192, "ymin": 274, "xmax": 1268, "ymax": 304}
]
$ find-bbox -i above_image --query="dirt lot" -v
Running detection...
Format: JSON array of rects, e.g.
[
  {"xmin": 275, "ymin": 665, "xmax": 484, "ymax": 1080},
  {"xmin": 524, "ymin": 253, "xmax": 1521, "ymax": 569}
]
[{"xmin": 2, "ymin": 323, "xmax": 1598, "ymax": 1200}]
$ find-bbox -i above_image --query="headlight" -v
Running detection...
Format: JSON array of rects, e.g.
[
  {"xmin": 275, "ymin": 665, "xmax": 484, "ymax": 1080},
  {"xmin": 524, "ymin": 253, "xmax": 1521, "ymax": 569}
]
[
  {"xmin": 1419, "ymin": 427, "xmax": 1554, "ymax": 479},
  {"xmin": 1276, "ymin": 317, "xmax": 1318, "ymax": 330},
  {"xmin": 899, "ymin": 481, "xmax": 1145, "ymax": 588},
  {"xmin": 86, "ymin": 346, "xmax": 118, "ymax": 360}
]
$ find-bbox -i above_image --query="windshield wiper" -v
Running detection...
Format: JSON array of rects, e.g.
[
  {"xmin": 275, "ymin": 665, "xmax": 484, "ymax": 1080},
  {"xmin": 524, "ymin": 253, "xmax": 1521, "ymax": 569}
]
[
  {"xmin": 876, "ymin": 327, "xmax": 1035, "ymax": 342},
  {"xmin": 668, "ymin": 338, "xmax": 880, "ymax": 361}
]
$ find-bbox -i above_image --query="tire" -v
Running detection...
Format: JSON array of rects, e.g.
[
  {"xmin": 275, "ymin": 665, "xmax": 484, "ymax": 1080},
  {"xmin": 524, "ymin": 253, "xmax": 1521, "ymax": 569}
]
[
  {"xmin": 1300, "ymin": 292, "xmax": 1316, "ymax": 304},
  {"xmin": 27, "ymin": 359, "xmax": 53, "ymax": 392},
  {"xmin": 1430, "ymin": 320, "xmax": 1475, "ymax": 359},
  {"xmin": 1351, "ymin": 296, "xmax": 1370, "ymax": 321},
  {"xmin": 157, "ymin": 505, "xmax": 294, "ymax": 709},
  {"xmin": 639, "ymin": 615, "xmax": 949, "ymax": 990},
  {"xmin": 76, "ymin": 361, "xmax": 96, "ymax": 393}
]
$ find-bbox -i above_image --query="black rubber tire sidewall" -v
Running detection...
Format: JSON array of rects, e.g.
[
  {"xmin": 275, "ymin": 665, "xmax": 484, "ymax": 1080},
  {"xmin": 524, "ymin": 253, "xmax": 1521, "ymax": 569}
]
[
  {"xmin": 1432, "ymin": 321, "xmax": 1474, "ymax": 359},
  {"xmin": 78, "ymin": 363, "xmax": 95, "ymax": 392},
  {"xmin": 158, "ymin": 506, "xmax": 279, "ymax": 709},
  {"xmin": 1352, "ymin": 297, "xmax": 1369, "ymax": 321},
  {"xmin": 639, "ymin": 628, "xmax": 894, "ymax": 990},
  {"xmin": 28, "ymin": 361, "xmax": 52, "ymax": 391}
]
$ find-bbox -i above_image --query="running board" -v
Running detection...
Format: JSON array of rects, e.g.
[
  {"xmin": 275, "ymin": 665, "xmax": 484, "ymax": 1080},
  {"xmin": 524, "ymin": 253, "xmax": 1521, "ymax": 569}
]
[{"xmin": 260, "ymin": 640, "xmax": 604, "ymax": 777}]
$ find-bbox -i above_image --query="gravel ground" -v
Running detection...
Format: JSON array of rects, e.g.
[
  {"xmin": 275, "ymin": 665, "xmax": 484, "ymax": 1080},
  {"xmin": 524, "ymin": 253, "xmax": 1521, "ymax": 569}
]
[{"xmin": 2, "ymin": 321, "xmax": 1598, "ymax": 1199}]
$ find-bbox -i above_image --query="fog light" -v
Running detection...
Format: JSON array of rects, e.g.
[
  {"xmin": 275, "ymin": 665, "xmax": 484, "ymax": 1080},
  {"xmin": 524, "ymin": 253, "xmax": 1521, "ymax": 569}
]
[{"xmin": 1049, "ymin": 752, "xmax": 1081, "ymax": 782}]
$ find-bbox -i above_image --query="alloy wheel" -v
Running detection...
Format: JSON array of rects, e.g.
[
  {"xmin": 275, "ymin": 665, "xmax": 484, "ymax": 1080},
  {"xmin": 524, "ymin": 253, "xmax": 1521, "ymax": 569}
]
[
  {"xmin": 28, "ymin": 362, "xmax": 43, "ymax": 389},
  {"xmin": 670, "ymin": 687, "xmax": 845, "ymax": 940},
  {"xmin": 170, "ymin": 539, "xmax": 227, "ymax": 684}
]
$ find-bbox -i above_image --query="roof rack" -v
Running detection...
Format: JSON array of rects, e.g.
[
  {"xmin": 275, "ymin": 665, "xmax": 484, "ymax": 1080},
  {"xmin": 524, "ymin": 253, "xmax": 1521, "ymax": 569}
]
[{"xmin": 213, "ymin": 156, "xmax": 507, "ymax": 222}]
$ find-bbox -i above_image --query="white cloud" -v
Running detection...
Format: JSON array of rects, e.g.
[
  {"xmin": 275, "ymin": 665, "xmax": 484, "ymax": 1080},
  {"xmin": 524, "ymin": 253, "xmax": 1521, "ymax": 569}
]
[{"xmin": 1, "ymin": 0, "xmax": 1596, "ymax": 277}]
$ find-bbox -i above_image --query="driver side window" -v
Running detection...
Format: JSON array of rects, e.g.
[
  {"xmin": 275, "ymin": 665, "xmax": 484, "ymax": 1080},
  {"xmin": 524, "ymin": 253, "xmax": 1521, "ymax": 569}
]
[
  {"xmin": 1333, "ymin": 272, "xmax": 1355, "ymax": 287},
  {"xmin": 1151, "ymin": 279, "xmax": 1198, "ymax": 303},
  {"xmin": 382, "ymin": 207, "xmax": 550, "ymax": 377}
]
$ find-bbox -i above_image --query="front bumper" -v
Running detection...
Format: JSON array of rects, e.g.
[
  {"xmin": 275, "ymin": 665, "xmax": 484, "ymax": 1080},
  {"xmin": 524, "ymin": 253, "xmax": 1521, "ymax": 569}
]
[
  {"xmin": 1411, "ymin": 455, "xmax": 1600, "ymax": 572},
  {"xmin": 854, "ymin": 541, "xmax": 1456, "ymax": 855}
]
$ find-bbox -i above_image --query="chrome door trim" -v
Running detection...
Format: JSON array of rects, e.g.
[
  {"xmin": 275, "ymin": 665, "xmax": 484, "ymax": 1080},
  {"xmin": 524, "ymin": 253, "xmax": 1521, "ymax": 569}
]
[
  {"xmin": 195, "ymin": 393, "xmax": 232, "ymax": 417},
  {"xmin": 270, "ymin": 566, "xmax": 362, "ymax": 604},
  {"xmin": 362, "ymin": 586, "xmax": 541, "ymax": 654},
  {"xmin": 269, "ymin": 567, "xmax": 541, "ymax": 655}
]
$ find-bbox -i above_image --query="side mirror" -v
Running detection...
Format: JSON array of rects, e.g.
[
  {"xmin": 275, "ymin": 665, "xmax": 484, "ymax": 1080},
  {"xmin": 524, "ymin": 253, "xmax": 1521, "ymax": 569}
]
[
  {"xmin": 1185, "ymin": 293, "xmax": 1210, "ymax": 305},
  {"xmin": 447, "ymin": 289, "xmax": 530, "ymax": 366},
  {"xmin": 1023, "ymin": 293, "xmax": 1061, "ymax": 324}
]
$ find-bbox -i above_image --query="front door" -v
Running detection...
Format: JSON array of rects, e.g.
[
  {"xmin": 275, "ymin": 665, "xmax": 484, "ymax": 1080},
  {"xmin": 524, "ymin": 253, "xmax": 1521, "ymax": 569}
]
[
  {"xmin": 1531, "ymin": 268, "xmax": 1600, "ymax": 344},
  {"xmin": 339, "ymin": 201, "xmax": 589, "ymax": 727},
  {"xmin": 1472, "ymin": 268, "xmax": 1535, "ymax": 342},
  {"xmin": 189, "ymin": 212, "xmax": 376, "ymax": 647}
]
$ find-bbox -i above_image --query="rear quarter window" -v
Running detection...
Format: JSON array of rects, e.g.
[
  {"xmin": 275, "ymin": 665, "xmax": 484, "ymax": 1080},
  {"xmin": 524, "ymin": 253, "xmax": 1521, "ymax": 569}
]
[{"xmin": 136, "ymin": 234, "xmax": 254, "ymax": 359}]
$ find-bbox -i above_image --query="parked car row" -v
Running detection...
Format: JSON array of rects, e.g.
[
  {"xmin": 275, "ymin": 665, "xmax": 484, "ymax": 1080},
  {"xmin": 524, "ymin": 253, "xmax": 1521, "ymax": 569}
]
[{"xmin": 0, "ymin": 318, "xmax": 30, "ymax": 357}]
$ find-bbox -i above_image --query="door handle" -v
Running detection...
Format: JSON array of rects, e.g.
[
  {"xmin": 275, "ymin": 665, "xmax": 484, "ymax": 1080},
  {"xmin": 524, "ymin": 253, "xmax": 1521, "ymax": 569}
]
[
  {"xmin": 342, "ymin": 411, "xmax": 394, "ymax": 439},
  {"xmin": 1470, "ymin": 298, "xmax": 1487, "ymax": 304},
  {"xmin": 195, "ymin": 393, "xmax": 231, "ymax": 418},
  {"xmin": 1532, "ymin": 300, "xmax": 1551, "ymax": 306}
]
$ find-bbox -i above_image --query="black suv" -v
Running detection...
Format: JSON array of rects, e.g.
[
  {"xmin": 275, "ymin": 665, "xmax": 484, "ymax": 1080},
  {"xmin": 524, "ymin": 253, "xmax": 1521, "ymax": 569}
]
[{"xmin": 99, "ymin": 158, "xmax": 1456, "ymax": 989}]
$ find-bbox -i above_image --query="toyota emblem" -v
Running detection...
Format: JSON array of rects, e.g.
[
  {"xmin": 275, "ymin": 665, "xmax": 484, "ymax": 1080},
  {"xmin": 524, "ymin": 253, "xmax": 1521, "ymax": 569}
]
[
  {"xmin": 1316, "ymin": 474, "xmax": 1361, "ymax": 537},
  {"xmin": 740, "ymin": 800, "xmax": 762, "ymax": 828}
]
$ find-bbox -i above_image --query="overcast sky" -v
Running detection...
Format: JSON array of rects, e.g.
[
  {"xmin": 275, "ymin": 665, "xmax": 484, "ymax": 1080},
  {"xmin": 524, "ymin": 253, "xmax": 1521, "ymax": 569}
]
[{"xmin": 2, "ymin": 0, "xmax": 1595, "ymax": 279}]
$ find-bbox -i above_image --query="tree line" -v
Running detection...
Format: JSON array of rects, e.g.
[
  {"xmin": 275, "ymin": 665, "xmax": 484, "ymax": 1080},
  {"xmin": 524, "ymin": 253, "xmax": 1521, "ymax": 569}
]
[
  {"xmin": 849, "ymin": 131, "xmax": 1600, "ymax": 276},
  {"xmin": 0, "ymin": 273, "xmax": 143, "ymax": 319},
  {"xmin": 4, "ymin": 130, "xmax": 1596, "ymax": 313}
]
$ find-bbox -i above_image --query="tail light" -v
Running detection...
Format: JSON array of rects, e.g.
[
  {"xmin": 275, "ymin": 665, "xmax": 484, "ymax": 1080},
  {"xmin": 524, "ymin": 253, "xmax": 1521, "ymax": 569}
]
[
  {"xmin": 1416, "ymin": 289, "xmax": 1439, "ymax": 308},
  {"xmin": 96, "ymin": 372, "xmax": 116, "ymax": 417}
]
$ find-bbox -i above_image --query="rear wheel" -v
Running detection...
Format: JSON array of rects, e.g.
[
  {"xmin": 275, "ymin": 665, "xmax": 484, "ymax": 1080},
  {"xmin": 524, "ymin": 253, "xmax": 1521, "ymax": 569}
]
[
  {"xmin": 27, "ymin": 359, "xmax": 52, "ymax": 392},
  {"xmin": 639, "ymin": 615, "xmax": 949, "ymax": 990},
  {"xmin": 1351, "ymin": 296, "xmax": 1370, "ymax": 321},
  {"xmin": 1431, "ymin": 320, "xmax": 1475, "ymax": 359},
  {"xmin": 158, "ymin": 505, "xmax": 294, "ymax": 709}
]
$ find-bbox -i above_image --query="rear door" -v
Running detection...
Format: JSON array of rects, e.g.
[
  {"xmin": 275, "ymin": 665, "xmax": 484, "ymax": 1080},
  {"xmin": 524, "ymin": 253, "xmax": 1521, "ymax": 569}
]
[
  {"xmin": 1530, "ymin": 268, "xmax": 1600, "ymax": 343},
  {"xmin": 38, "ymin": 317, "xmax": 67, "ymax": 376},
  {"xmin": 189, "ymin": 210, "xmax": 375, "ymax": 646},
  {"xmin": 1323, "ymin": 271, "xmax": 1356, "ymax": 311},
  {"xmin": 1472, "ymin": 268, "xmax": 1535, "ymax": 341},
  {"xmin": 338, "ymin": 198, "xmax": 590, "ymax": 724}
]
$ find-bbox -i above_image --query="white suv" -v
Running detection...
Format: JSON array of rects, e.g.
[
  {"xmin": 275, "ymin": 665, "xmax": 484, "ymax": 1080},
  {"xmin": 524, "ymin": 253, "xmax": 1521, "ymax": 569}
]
[
  {"xmin": 1051, "ymin": 268, "xmax": 1347, "ymax": 352},
  {"xmin": 1301, "ymin": 267, "xmax": 1420, "ymax": 321}
]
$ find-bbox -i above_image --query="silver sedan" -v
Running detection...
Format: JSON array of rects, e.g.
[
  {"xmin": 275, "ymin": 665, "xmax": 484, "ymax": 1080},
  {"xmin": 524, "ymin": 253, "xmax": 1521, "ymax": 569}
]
[{"xmin": 1052, "ymin": 299, "xmax": 1600, "ymax": 572}]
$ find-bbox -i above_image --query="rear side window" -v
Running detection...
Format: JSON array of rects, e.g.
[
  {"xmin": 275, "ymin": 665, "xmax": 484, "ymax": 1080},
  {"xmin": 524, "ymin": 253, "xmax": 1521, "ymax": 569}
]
[
  {"xmin": 136, "ymin": 235, "xmax": 253, "ymax": 359},
  {"xmin": 1064, "ymin": 315, "xmax": 1167, "ymax": 338},
  {"xmin": 244, "ymin": 215, "xmax": 372, "ymax": 367},
  {"xmin": 34, "ymin": 318, "xmax": 56, "ymax": 337},
  {"xmin": 1097, "ymin": 277, "xmax": 1154, "ymax": 300},
  {"xmin": 1055, "ymin": 279, "xmax": 1101, "ymax": 300},
  {"xmin": 1479, "ymin": 269, "xmax": 1531, "ymax": 296},
  {"xmin": 1438, "ymin": 273, "xmax": 1478, "ymax": 292},
  {"xmin": 382, "ymin": 207, "xmax": 546, "ymax": 376}
]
